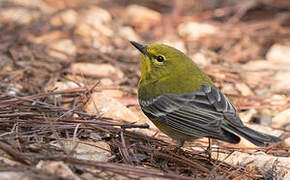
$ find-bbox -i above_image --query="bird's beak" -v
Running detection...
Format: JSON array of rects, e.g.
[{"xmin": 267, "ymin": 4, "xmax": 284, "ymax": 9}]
[{"xmin": 130, "ymin": 41, "xmax": 148, "ymax": 56}]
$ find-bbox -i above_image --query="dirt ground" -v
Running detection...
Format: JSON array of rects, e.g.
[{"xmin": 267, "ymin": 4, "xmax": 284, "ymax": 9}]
[{"xmin": 0, "ymin": 0, "xmax": 289, "ymax": 179}]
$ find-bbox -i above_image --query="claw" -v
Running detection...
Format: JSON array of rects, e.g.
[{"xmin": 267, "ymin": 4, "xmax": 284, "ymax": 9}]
[{"xmin": 206, "ymin": 138, "xmax": 212, "ymax": 160}]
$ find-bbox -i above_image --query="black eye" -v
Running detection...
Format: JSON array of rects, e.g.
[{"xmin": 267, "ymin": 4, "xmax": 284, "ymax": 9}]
[{"xmin": 156, "ymin": 56, "xmax": 164, "ymax": 62}]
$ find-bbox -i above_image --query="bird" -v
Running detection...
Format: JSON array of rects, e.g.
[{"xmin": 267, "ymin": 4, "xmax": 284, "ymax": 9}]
[{"xmin": 130, "ymin": 41, "xmax": 281, "ymax": 148}]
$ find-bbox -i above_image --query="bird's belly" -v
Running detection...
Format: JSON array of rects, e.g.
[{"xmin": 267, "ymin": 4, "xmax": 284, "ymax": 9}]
[{"xmin": 151, "ymin": 119, "xmax": 199, "ymax": 142}]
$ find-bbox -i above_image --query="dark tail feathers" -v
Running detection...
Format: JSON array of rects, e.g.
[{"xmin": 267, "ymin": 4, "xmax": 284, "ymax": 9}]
[{"xmin": 222, "ymin": 124, "xmax": 281, "ymax": 147}]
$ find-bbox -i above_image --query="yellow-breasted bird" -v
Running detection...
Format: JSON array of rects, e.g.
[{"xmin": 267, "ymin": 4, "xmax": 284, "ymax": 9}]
[{"xmin": 130, "ymin": 41, "xmax": 281, "ymax": 148}]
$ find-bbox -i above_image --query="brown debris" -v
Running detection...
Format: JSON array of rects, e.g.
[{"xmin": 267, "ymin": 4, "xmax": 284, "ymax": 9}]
[{"xmin": 0, "ymin": 0, "xmax": 289, "ymax": 179}]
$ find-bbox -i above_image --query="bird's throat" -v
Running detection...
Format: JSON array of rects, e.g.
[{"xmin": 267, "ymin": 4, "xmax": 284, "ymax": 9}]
[{"xmin": 140, "ymin": 57, "xmax": 151, "ymax": 80}]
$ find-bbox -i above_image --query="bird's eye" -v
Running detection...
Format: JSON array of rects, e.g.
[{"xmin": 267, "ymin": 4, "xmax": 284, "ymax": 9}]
[{"xmin": 156, "ymin": 56, "xmax": 164, "ymax": 62}]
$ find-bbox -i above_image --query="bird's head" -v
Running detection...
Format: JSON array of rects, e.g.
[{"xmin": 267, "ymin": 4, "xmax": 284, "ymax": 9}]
[{"xmin": 130, "ymin": 41, "xmax": 191, "ymax": 82}]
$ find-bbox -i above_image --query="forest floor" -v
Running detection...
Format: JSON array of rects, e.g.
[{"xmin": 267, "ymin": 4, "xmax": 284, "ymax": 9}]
[{"xmin": 0, "ymin": 0, "xmax": 289, "ymax": 179}]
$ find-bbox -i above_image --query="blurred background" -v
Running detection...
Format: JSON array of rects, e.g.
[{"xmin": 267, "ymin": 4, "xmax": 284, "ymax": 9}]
[
  {"xmin": 1, "ymin": 0, "xmax": 289, "ymax": 125},
  {"xmin": 0, "ymin": 0, "xmax": 289, "ymax": 179}
]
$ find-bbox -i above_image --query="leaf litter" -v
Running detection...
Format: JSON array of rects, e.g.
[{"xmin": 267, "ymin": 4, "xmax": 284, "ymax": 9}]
[{"xmin": 0, "ymin": 0, "xmax": 289, "ymax": 179}]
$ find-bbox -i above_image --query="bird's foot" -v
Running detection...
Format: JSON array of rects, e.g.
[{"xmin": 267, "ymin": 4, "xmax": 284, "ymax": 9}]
[
  {"xmin": 205, "ymin": 145, "xmax": 212, "ymax": 160},
  {"xmin": 173, "ymin": 139, "xmax": 184, "ymax": 152}
]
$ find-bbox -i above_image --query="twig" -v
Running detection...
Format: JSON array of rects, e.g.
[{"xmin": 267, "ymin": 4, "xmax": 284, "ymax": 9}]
[{"xmin": 0, "ymin": 141, "xmax": 32, "ymax": 165}]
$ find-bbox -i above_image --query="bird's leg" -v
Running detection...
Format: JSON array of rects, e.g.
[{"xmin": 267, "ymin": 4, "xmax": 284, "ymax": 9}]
[
  {"xmin": 173, "ymin": 139, "xmax": 184, "ymax": 152},
  {"xmin": 177, "ymin": 139, "xmax": 184, "ymax": 149},
  {"xmin": 206, "ymin": 138, "xmax": 212, "ymax": 160}
]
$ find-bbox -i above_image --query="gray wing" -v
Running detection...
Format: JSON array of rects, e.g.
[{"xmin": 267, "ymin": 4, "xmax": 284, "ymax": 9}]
[{"xmin": 140, "ymin": 84, "xmax": 243, "ymax": 138}]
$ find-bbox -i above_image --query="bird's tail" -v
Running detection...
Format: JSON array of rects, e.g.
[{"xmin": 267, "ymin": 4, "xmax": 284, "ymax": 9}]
[{"xmin": 222, "ymin": 124, "xmax": 281, "ymax": 147}]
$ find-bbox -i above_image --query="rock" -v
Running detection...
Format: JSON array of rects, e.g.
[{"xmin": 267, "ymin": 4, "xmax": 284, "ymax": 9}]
[
  {"xmin": 254, "ymin": 114, "xmax": 272, "ymax": 126},
  {"xmin": 48, "ymin": 39, "xmax": 77, "ymax": 60},
  {"xmin": 141, "ymin": 176, "xmax": 171, "ymax": 180},
  {"xmin": 220, "ymin": 83, "xmax": 239, "ymax": 95},
  {"xmin": 241, "ymin": 59, "xmax": 290, "ymax": 93},
  {"xmin": 211, "ymin": 151, "xmax": 290, "ymax": 176},
  {"xmin": 84, "ymin": 92, "xmax": 139, "ymax": 123},
  {"xmin": 99, "ymin": 78, "xmax": 114, "ymax": 86},
  {"xmin": 191, "ymin": 49, "xmax": 220, "ymax": 68},
  {"xmin": 50, "ymin": 9, "xmax": 78, "ymax": 26},
  {"xmin": 284, "ymin": 123, "xmax": 290, "ymax": 131},
  {"xmin": 0, "ymin": 156, "xmax": 20, "ymax": 166},
  {"xmin": 281, "ymin": 137, "xmax": 290, "ymax": 148},
  {"xmin": 44, "ymin": 81, "xmax": 83, "ymax": 107},
  {"xmin": 160, "ymin": 38, "xmax": 187, "ymax": 53},
  {"xmin": 235, "ymin": 83, "xmax": 253, "ymax": 96},
  {"xmin": 242, "ymin": 71, "xmax": 273, "ymax": 92},
  {"xmin": 128, "ymin": 105, "xmax": 159, "ymax": 136},
  {"xmin": 8, "ymin": 0, "xmax": 54, "ymax": 13},
  {"xmin": 76, "ymin": 141, "xmax": 111, "ymax": 162},
  {"xmin": 36, "ymin": 161, "xmax": 80, "ymax": 180},
  {"xmin": 82, "ymin": 6, "xmax": 112, "ymax": 26},
  {"xmin": 70, "ymin": 63, "xmax": 124, "ymax": 79},
  {"xmin": 249, "ymin": 109, "xmax": 273, "ymax": 126},
  {"xmin": 191, "ymin": 52, "xmax": 211, "ymax": 68},
  {"xmin": 98, "ymin": 89, "xmax": 123, "ymax": 98},
  {"xmin": 119, "ymin": 26, "xmax": 140, "ymax": 41},
  {"xmin": 178, "ymin": 21, "xmax": 218, "ymax": 40},
  {"xmin": 123, "ymin": 5, "xmax": 161, "ymax": 32},
  {"xmin": 268, "ymin": 95, "xmax": 288, "ymax": 106},
  {"xmin": 239, "ymin": 109, "xmax": 257, "ymax": 123},
  {"xmin": 5, "ymin": 83, "xmax": 23, "ymax": 96},
  {"xmin": 74, "ymin": 23, "xmax": 111, "ymax": 50},
  {"xmin": 116, "ymin": 96, "xmax": 138, "ymax": 106},
  {"xmin": 0, "ymin": 8, "xmax": 40, "ymax": 24},
  {"xmin": 272, "ymin": 109, "xmax": 290, "ymax": 127},
  {"xmin": 0, "ymin": 172, "xmax": 30, "ymax": 180},
  {"xmin": 49, "ymin": 139, "xmax": 111, "ymax": 162},
  {"xmin": 266, "ymin": 44, "xmax": 290, "ymax": 64},
  {"xmin": 242, "ymin": 60, "xmax": 277, "ymax": 71},
  {"xmin": 78, "ymin": 6, "xmax": 113, "ymax": 37},
  {"xmin": 272, "ymin": 72, "xmax": 290, "ymax": 91},
  {"xmin": 64, "ymin": 76, "xmax": 114, "ymax": 88},
  {"xmin": 75, "ymin": 6, "xmax": 112, "ymax": 49},
  {"xmin": 45, "ymin": 81, "xmax": 83, "ymax": 92},
  {"xmin": 81, "ymin": 173, "xmax": 97, "ymax": 180},
  {"xmin": 0, "ymin": 0, "xmax": 57, "ymax": 24},
  {"xmin": 0, "ymin": 54, "xmax": 13, "ymax": 71},
  {"xmin": 29, "ymin": 31, "xmax": 63, "ymax": 44},
  {"xmin": 284, "ymin": 172, "xmax": 290, "ymax": 180}
]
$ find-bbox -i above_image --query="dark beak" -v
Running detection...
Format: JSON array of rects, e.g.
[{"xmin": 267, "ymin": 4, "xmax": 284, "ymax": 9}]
[{"xmin": 130, "ymin": 41, "xmax": 147, "ymax": 56}]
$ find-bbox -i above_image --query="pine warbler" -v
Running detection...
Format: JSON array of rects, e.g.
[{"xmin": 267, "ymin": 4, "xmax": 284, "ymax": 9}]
[{"xmin": 131, "ymin": 41, "xmax": 281, "ymax": 148}]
